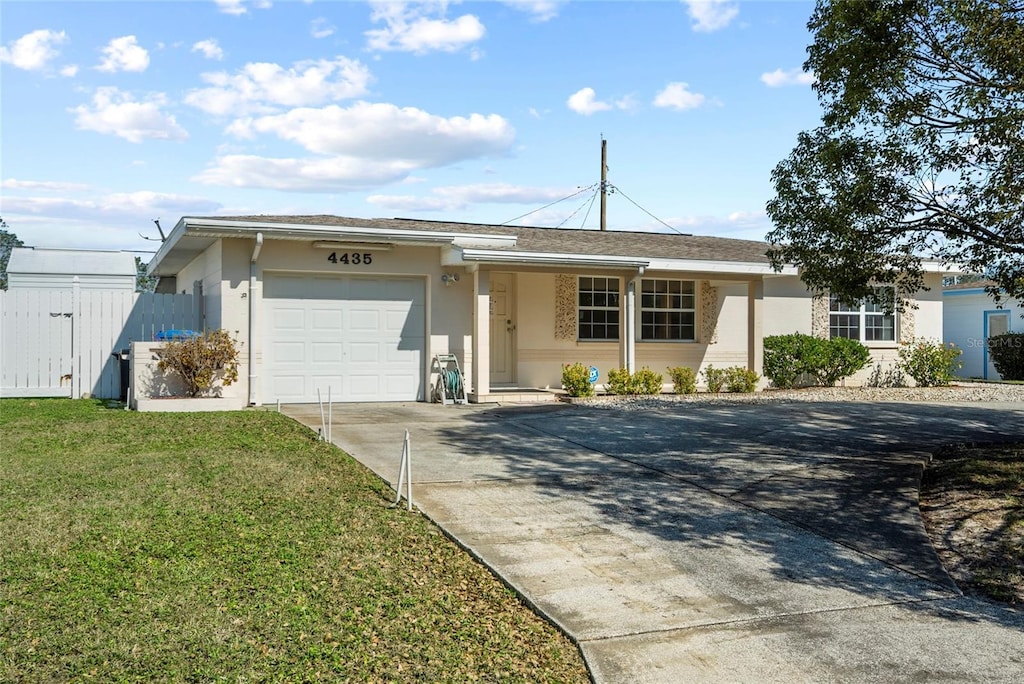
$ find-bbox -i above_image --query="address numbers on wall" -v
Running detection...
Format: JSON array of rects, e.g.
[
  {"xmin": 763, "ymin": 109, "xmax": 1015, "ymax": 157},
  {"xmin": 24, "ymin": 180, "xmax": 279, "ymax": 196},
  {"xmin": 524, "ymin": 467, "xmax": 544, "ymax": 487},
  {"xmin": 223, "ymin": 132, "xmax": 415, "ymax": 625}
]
[{"xmin": 327, "ymin": 252, "xmax": 373, "ymax": 265}]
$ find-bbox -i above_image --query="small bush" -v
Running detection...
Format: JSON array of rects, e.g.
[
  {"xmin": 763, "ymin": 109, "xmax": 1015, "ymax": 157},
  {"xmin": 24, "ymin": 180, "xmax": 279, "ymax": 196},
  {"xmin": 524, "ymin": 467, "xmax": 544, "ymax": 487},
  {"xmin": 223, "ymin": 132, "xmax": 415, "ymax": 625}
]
[
  {"xmin": 561, "ymin": 362, "xmax": 594, "ymax": 397},
  {"xmin": 988, "ymin": 333, "xmax": 1024, "ymax": 381},
  {"xmin": 897, "ymin": 339, "xmax": 963, "ymax": 387},
  {"xmin": 631, "ymin": 368, "xmax": 664, "ymax": 395},
  {"xmin": 814, "ymin": 337, "xmax": 872, "ymax": 386},
  {"xmin": 866, "ymin": 362, "xmax": 907, "ymax": 388},
  {"xmin": 725, "ymin": 367, "xmax": 760, "ymax": 393},
  {"xmin": 667, "ymin": 366, "xmax": 697, "ymax": 395},
  {"xmin": 157, "ymin": 329, "xmax": 240, "ymax": 397},
  {"xmin": 605, "ymin": 367, "xmax": 631, "ymax": 395},
  {"xmin": 605, "ymin": 367, "xmax": 663, "ymax": 395},
  {"xmin": 703, "ymin": 365, "xmax": 727, "ymax": 393},
  {"xmin": 763, "ymin": 334, "xmax": 815, "ymax": 389}
]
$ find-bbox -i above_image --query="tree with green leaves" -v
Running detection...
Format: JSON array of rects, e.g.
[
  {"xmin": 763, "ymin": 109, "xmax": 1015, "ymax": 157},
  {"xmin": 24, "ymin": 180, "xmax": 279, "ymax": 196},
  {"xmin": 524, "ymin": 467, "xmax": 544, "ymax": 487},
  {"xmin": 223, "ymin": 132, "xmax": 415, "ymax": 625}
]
[
  {"xmin": 135, "ymin": 256, "xmax": 157, "ymax": 293},
  {"xmin": 0, "ymin": 217, "xmax": 25, "ymax": 290},
  {"xmin": 766, "ymin": 0, "xmax": 1024, "ymax": 309}
]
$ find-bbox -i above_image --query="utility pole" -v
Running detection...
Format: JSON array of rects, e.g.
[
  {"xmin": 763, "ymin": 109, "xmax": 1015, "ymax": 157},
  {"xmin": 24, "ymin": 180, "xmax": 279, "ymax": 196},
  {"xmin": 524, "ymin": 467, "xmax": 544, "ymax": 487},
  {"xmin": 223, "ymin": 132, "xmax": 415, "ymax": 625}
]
[{"xmin": 600, "ymin": 137, "xmax": 608, "ymax": 231}]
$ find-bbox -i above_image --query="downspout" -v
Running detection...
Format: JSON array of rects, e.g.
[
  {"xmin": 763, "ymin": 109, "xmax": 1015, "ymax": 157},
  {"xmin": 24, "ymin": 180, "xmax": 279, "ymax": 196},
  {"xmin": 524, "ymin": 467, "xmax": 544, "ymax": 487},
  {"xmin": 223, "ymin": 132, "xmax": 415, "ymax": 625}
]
[{"xmin": 248, "ymin": 232, "xmax": 264, "ymax": 405}]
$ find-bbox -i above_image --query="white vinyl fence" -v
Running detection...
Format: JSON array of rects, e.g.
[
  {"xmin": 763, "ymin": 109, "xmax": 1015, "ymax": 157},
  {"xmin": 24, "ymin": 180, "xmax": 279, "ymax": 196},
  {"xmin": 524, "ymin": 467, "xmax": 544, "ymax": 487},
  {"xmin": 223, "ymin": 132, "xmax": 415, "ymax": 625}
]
[{"xmin": 1, "ymin": 285, "xmax": 202, "ymax": 399}]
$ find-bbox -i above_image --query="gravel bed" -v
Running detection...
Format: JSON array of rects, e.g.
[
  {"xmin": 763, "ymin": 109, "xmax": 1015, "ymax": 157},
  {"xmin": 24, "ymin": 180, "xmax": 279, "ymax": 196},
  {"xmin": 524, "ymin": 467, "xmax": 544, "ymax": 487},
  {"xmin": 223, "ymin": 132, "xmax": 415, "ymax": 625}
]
[{"xmin": 568, "ymin": 382, "xmax": 1024, "ymax": 410}]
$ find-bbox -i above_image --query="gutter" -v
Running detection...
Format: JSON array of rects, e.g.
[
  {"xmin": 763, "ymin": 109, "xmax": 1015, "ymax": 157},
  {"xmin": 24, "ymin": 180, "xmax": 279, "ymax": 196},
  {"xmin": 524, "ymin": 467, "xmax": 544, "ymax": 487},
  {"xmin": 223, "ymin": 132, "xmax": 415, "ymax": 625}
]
[{"xmin": 248, "ymin": 232, "xmax": 263, "ymax": 406}]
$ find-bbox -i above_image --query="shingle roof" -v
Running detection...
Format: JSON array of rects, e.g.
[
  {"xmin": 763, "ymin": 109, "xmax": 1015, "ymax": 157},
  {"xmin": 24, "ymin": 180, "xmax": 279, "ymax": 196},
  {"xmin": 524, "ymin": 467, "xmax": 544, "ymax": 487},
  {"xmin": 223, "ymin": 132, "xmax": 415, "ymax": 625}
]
[{"xmin": 209, "ymin": 215, "xmax": 774, "ymax": 264}]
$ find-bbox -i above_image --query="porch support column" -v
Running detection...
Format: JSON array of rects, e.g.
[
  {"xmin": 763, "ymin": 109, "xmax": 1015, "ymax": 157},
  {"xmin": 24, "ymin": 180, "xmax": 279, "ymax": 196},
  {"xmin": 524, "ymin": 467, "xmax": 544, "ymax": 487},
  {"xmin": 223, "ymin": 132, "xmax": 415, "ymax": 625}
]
[
  {"xmin": 623, "ymin": 274, "xmax": 638, "ymax": 373},
  {"xmin": 472, "ymin": 270, "xmax": 490, "ymax": 399},
  {"xmin": 747, "ymin": 278, "xmax": 764, "ymax": 375}
]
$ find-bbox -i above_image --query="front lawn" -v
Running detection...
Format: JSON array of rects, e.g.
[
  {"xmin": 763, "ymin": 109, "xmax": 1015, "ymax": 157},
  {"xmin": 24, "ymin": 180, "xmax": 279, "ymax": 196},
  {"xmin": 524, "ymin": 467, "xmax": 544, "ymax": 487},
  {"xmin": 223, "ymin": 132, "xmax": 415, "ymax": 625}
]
[{"xmin": 0, "ymin": 399, "xmax": 589, "ymax": 682}]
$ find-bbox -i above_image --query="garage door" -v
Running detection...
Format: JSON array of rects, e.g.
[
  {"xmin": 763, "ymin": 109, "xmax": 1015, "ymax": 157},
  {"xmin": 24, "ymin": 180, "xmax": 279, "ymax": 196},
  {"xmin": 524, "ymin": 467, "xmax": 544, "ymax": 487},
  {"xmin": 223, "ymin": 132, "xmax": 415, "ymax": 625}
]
[{"xmin": 263, "ymin": 274, "xmax": 425, "ymax": 403}]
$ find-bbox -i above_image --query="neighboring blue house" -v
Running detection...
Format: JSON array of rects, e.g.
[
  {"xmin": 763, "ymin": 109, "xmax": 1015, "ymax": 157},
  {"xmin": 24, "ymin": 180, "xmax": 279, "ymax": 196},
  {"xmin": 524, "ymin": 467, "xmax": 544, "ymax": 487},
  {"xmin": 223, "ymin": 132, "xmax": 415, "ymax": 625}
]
[{"xmin": 943, "ymin": 280, "xmax": 1020, "ymax": 380}]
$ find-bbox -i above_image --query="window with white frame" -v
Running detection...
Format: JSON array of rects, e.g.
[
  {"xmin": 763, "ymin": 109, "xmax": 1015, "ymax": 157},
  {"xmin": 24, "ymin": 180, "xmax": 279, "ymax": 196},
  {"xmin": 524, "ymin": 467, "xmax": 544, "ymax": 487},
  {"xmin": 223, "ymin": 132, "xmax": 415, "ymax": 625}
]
[
  {"xmin": 578, "ymin": 276, "xmax": 620, "ymax": 340},
  {"xmin": 829, "ymin": 287, "xmax": 896, "ymax": 342},
  {"xmin": 640, "ymin": 279, "xmax": 696, "ymax": 341}
]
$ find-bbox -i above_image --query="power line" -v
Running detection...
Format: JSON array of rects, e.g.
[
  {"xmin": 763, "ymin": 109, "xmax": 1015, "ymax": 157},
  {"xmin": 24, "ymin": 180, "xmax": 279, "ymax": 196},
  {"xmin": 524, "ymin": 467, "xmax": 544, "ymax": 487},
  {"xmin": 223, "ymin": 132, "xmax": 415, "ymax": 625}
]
[
  {"xmin": 607, "ymin": 182, "xmax": 689, "ymax": 235},
  {"xmin": 556, "ymin": 185, "xmax": 601, "ymax": 228},
  {"xmin": 501, "ymin": 183, "xmax": 599, "ymax": 225}
]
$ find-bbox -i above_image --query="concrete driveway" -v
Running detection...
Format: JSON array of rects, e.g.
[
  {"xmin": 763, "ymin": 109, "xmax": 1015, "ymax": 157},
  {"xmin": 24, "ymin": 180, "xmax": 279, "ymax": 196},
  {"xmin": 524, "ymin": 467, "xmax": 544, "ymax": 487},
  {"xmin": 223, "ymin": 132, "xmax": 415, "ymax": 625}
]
[{"xmin": 282, "ymin": 398, "xmax": 1024, "ymax": 683}]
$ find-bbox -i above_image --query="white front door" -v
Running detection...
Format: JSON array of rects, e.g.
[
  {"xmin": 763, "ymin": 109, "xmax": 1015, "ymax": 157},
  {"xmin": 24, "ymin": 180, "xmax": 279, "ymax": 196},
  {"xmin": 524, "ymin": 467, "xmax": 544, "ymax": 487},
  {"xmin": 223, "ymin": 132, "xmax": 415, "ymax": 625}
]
[
  {"xmin": 489, "ymin": 272, "xmax": 515, "ymax": 384},
  {"xmin": 986, "ymin": 311, "xmax": 1010, "ymax": 380}
]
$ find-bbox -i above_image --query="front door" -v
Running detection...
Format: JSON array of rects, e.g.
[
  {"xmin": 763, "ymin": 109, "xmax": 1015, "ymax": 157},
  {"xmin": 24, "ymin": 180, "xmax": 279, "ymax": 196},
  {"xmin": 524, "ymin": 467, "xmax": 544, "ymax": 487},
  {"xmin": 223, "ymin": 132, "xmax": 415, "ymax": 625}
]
[
  {"xmin": 489, "ymin": 272, "xmax": 515, "ymax": 384},
  {"xmin": 986, "ymin": 311, "xmax": 1010, "ymax": 380}
]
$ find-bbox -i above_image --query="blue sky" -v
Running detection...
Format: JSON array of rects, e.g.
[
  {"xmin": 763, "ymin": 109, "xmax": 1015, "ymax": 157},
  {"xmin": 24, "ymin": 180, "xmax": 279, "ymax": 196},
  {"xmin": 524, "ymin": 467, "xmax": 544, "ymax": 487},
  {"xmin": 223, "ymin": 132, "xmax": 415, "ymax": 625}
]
[{"xmin": 1, "ymin": 0, "xmax": 821, "ymax": 257}]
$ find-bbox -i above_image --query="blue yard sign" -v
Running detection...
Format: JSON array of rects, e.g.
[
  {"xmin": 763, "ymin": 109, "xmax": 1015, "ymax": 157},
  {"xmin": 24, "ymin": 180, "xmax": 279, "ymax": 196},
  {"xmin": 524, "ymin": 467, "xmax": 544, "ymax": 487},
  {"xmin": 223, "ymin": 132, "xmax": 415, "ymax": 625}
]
[{"xmin": 588, "ymin": 366, "xmax": 599, "ymax": 384}]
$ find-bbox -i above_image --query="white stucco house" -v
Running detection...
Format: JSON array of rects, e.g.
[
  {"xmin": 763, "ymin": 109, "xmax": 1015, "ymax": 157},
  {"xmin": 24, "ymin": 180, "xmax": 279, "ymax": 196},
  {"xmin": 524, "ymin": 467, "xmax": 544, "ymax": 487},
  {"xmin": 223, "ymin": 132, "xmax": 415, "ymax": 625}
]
[
  {"xmin": 144, "ymin": 215, "xmax": 950, "ymax": 406},
  {"xmin": 943, "ymin": 280, "xmax": 1020, "ymax": 380},
  {"xmin": 6, "ymin": 247, "xmax": 137, "ymax": 291}
]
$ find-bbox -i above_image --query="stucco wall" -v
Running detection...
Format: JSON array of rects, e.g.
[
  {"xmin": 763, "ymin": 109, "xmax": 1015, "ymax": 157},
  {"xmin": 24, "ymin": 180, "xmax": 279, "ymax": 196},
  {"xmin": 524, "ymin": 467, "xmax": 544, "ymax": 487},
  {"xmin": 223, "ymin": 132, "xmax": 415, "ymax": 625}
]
[
  {"xmin": 764, "ymin": 275, "xmax": 814, "ymax": 337},
  {"xmin": 513, "ymin": 272, "xmax": 753, "ymax": 390}
]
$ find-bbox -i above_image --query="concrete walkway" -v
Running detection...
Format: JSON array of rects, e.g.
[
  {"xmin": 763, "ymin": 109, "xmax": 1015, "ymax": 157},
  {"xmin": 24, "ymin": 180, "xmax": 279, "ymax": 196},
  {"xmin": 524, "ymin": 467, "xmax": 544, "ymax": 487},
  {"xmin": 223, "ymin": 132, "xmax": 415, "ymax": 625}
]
[{"xmin": 282, "ymin": 399, "xmax": 1024, "ymax": 683}]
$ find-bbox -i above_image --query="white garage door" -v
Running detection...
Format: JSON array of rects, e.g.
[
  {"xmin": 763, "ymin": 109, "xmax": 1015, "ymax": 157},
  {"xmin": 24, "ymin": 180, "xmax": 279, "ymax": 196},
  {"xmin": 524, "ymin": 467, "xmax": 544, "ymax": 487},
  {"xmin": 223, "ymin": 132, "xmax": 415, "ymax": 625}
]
[{"xmin": 263, "ymin": 274, "xmax": 425, "ymax": 403}]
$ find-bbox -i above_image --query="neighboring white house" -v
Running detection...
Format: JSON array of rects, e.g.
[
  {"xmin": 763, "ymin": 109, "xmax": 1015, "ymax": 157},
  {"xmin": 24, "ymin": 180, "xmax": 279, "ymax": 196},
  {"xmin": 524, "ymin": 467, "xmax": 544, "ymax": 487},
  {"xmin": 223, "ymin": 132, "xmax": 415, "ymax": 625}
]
[
  {"xmin": 6, "ymin": 247, "xmax": 137, "ymax": 291},
  {"xmin": 943, "ymin": 280, "xmax": 1020, "ymax": 380},
  {"xmin": 145, "ymin": 215, "xmax": 952, "ymax": 405}
]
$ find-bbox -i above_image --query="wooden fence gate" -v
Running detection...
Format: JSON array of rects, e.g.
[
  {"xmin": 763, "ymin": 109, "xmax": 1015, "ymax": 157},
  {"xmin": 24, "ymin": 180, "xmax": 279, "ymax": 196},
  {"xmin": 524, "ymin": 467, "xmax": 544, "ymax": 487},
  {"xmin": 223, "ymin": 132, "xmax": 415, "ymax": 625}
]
[{"xmin": 0, "ymin": 284, "xmax": 203, "ymax": 399}]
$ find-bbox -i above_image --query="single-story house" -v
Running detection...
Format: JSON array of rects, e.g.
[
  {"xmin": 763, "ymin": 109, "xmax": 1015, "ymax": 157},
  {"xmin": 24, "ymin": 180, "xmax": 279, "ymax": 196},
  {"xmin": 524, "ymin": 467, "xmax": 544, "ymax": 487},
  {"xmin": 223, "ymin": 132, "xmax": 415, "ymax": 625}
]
[
  {"xmin": 943, "ymin": 280, "xmax": 1019, "ymax": 380},
  {"xmin": 6, "ymin": 247, "xmax": 137, "ymax": 291},
  {"xmin": 144, "ymin": 215, "xmax": 950, "ymax": 405}
]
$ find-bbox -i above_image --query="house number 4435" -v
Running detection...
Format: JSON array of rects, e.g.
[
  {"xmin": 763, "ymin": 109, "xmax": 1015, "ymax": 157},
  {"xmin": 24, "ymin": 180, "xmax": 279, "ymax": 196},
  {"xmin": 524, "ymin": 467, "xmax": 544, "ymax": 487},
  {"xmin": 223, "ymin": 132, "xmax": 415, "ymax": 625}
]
[{"xmin": 327, "ymin": 252, "xmax": 373, "ymax": 265}]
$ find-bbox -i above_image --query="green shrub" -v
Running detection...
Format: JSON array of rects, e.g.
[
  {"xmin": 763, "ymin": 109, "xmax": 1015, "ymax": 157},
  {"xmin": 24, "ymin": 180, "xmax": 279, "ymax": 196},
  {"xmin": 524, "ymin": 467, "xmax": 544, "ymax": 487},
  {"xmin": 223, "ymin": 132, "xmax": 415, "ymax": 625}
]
[
  {"xmin": 763, "ymin": 333, "xmax": 815, "ymax": 389},
  {"xmin": 605, "ymin": 367, "xmax": 664, "ymax": 395},
  {"xmin": 703, "ymin": 365, "xmax": 727, "ymax": 393},
  {"xmin": 631, "ymin": 367, "xmax": 664, "ymax": 395},
  {"xmin": 561, "ymin": 362, "xmax": 594, "ymax": 397},
  {"xmin": 606, "ymin": 367, "xmax": 631, "ymax": 395},
  {"xmin": 814, "ymin": 337, "xmax": 872, "ymax": 386},
  {"xmin": 725, "ymin": 366, "xmax": 760, "ymax": 393},
  {"xmin": 157, "ymin": 329, "xmax": 240, "ymax": 397},
  {"xmin": 988, "ymin": 333, "xmax": 1024, "ymax": 380},
  {"xmin": 763, "ymin": 333, "xmax": 871, "ymax": 388},
  {"xmin": 667, "ymin": 366, "xmax": 697, "ymax": 394},
  {"xmin": 897, "ymin": 339, "xmax": 963, "ymax": 387}
]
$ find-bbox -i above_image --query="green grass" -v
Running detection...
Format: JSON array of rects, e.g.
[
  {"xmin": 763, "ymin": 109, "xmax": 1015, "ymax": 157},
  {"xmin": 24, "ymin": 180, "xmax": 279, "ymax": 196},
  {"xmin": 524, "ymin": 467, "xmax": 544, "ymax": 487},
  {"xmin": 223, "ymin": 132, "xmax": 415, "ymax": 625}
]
[
  {"xmin": 924, "ymin": 444, "xmax": 1024, "ymax": 604},
  {"xmin": 0, "ymin": 399, "xmax": 590, "ymax": 683}
]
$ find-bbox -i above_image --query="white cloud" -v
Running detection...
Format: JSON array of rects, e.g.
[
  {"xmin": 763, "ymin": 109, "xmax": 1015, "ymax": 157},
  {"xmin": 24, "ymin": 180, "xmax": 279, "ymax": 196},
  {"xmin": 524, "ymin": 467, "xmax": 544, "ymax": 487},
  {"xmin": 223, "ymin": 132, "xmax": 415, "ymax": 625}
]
[
  {"xmin": 567, "ymin": 87, "xmax": 612, "ymax": 116},
  {"xmin": 71, "ymin": 87, "xmax": 188, "ymax": 143},
  {"xmin": 652, "ymin": 82, "xmax": 707, "ymax": 111},
  {"xmin": 193, "ymin": 154, "xmax": 418, "ymax": 191},
  {"xmin": 1, "ymin": 192, "xmax": 223, "ymax": 249},
  {"xmin": 2, "ymin": 179, "xmax": 93, "ymax": 192},
  {"xmin": 197, "ymin": 103, "xmax": 515, "ymax": 192},
  {"xmin": 311, "ymin": 17, "xmax": 336, "ymax": 39},
  {"xmin": 368, "ymin": 183, "xmax": 571, "ymax": 212},
  {"xmin": 0, "ymin": 29, "xmax": 68, "ymax": 71},
  {"xmin": 184, "ymin": 57, "xmax": 372, "ymax": 116},
  {"xmin": 226, "ymin": 101, "xmax": 514, "ymax": 162},
  {"xmin": 3, "ymin": 191, "xmax": 219, "ymax": 217},
  {"xmin": 60, "ymin": 64, "xmax": 79, "ymax": 77},
  {"xmin": 214, "ymin": 0, "xmax": 272, "ymax": 16},
  {"xmin": 501, "ymin": 1, "xmax": 564, "ymax": 22},
  {"xmin": 760, "ymin": 68, "xmax": 816, "ymax": 87},
  {"xmin": 192, "ymin": 39, "xmax": 224, "ymax": 60},
  {"xmin": 683, "ymin": 0, "xmax": 739, "ymax": 33},
  {"xmin": 366, "ymin": 1, "xmax": 486, "ymax": 54},
  {"xmin": 97, "ymin": 36, "xmax": 149, "ymax": 73}
]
